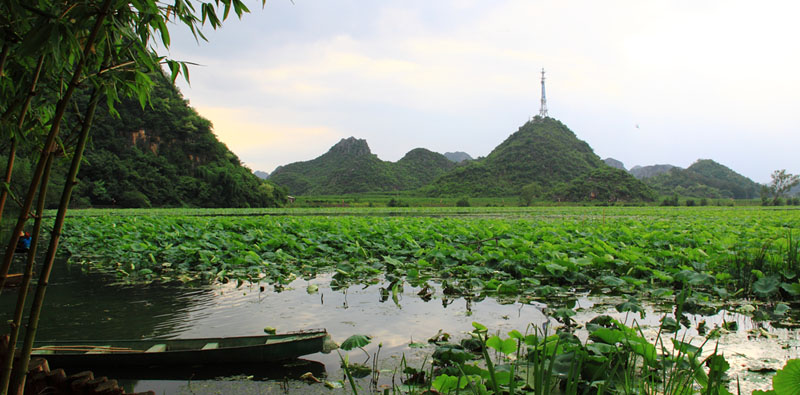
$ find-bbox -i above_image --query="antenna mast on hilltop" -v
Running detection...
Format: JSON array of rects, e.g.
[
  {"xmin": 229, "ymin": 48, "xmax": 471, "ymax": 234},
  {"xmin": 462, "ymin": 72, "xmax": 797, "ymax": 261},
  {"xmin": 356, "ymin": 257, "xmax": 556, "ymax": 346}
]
[{"xmin": 538, "ymin": 68, "xmax": 549, "ymax": 118}]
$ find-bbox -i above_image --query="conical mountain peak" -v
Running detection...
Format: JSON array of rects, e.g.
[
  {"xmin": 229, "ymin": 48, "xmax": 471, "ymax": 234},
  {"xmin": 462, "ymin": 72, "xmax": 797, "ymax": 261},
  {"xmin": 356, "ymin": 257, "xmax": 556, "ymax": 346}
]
[{"xmin": 328, "ymin": 137, "xmax": 372, "ymax": 157}]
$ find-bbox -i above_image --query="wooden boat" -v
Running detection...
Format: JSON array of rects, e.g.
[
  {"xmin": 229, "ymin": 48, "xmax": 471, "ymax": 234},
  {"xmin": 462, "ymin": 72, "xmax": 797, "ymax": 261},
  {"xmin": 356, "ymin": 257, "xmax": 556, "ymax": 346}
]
[{"xmin": 28, "ymin": 329, "xmax": 329, "ymax": 368}]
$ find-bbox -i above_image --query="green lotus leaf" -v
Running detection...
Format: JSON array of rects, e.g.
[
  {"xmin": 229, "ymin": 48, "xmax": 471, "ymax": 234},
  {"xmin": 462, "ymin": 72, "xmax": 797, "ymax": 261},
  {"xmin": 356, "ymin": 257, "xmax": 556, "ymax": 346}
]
[
  {"xmin": 772, "ymin": 359, "xmax": 800, "ymax": 394},
  {"xmin": 340, "ymin": 334, "xmax": 371, "ymax": 351}
]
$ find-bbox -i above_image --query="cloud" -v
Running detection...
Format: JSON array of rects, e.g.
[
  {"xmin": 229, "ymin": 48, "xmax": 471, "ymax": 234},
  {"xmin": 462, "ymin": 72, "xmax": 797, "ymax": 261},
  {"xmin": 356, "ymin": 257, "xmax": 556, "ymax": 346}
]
[
  {"xmin": 169, "ymin": 0, "xmax": 800, "ymax": 183},
  {"xmin": 193, "ymin": 106, "xmax": 343, "ymax": 173}
]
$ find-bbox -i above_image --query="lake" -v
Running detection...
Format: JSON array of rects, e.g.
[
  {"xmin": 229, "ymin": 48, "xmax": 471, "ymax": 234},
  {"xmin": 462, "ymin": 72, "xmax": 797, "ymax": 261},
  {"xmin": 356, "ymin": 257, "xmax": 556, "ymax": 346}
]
[{"xmin": 2, "ymin": 255, "xmax": 797, "ymax": 393}]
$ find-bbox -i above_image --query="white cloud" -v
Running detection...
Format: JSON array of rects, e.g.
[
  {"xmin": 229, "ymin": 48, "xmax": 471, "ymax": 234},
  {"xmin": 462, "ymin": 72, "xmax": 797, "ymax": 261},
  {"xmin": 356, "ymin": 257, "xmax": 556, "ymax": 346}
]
[{"xmin": 169, "ymin": 0, "xmax": 800, "ymax": 183}]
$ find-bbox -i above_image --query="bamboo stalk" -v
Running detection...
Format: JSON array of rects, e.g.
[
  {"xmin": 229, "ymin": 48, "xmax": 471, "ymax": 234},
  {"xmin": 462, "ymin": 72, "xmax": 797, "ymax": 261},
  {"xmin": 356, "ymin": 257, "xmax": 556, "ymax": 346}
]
[
  {"xmin": 0, "ymin": 44, "xmax": 8, "ymax": 78},
  {"xmin": 0, "ymin": 139, "xmax": 17, "ymax": 222},
  {"xmin": 0, "ymin": 55, "xmax": 44, "ymax": 229},
  {"xmin": 0, "ymin": 0, "xmax": 111, "ymax": 291},
  {"xmin": 9, "ymin": 76, "xmax": 104, "ymax": 395},
  {"xmin": 0, "ymin": 151, "xmax": 53, "ymax": 393}
]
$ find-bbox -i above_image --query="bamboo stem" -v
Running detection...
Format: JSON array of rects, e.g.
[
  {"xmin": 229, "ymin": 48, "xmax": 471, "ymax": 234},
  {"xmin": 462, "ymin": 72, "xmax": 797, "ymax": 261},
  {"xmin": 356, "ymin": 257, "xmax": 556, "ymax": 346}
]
[
  {"xmin": 0, "ymin": 152, "xmax": 53, "ymax": 395},
  {"xmin": 10, "ymin": 79, "xmax": 104, "ymax": 395},
  {"xmin": 0, "ymin": 0, "xmax": 111, "ymax": 291},
  {"xmin": 0, "ymin": 139, "xmax": 17, "ymax": 222},
  {"xmin": 0, "ymin": 44, "xmax": 8, "ymax": 79},
  {"xmin": 0, "ymin": 55, "xmax": 45, "ymax": 226}
]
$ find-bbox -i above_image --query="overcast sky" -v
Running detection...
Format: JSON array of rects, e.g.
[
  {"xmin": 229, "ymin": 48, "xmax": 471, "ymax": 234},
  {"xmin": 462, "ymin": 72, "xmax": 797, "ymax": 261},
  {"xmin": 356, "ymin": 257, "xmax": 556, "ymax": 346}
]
[{"xmin": 167, "ymin": 1, "xmax": 799, "ymax": 184}]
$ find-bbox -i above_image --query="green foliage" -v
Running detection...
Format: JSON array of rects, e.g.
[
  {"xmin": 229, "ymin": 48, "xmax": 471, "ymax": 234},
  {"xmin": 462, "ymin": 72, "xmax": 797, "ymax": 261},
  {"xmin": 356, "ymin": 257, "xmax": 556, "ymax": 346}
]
[
  {"xmin": 3, "ymin": 75, "xmax": 285, "ymax": 209},
  {"xmin": 409, "ymin": 320, "xmax": 734, "ymax": 394},
  {"xmin": 269, "ymin": 139, "xmax": 455, "ymax": 195},
  {"xmin": 340, "ymin": 335, "xmax": 372, "ymax": 351},
  {"xmin": 518, "ymin": 182, "xmax": 543, "ymax": 206},
  {"xmin": 661, "ymin": 193, "xmax": 680, "ymax": 206},
  {"xmin": 645, "ymin": 159, "xmax": 761, "ymax": 199},
  {"xmin": 423, "ymin": 118, "xmax": 653, "ymax": 201},
  {"xmin": 0, "ymin": 0, "xmax": 264, "ymax": 393},
  {"xmin": 60, "ymin": 206, "xmax": 800, "ymax": 306},
  {"xmin": 550, "ymin": 166, "xmax": 655, "ymax": 202},
  {"xmin": 768, "ymin": 169, "xmax": 800, "ymax": 205},
  {"xmin": 754, "ymin": 359, "xmax": 800, "ymax": 395},
  {"xmin": 455, "ymin": 197, "xmax": 470, "ymax": 207},
  {"xmin": 73, "ymin": 74, "xmax": 286, "ymax": 208}
]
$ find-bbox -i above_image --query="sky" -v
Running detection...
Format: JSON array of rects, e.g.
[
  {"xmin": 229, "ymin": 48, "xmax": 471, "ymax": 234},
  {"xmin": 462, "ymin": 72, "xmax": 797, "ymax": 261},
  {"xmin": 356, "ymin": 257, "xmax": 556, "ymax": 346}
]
[{"xmin": 167, "ymin": 0, "xmax": 800, "ymax": 184}]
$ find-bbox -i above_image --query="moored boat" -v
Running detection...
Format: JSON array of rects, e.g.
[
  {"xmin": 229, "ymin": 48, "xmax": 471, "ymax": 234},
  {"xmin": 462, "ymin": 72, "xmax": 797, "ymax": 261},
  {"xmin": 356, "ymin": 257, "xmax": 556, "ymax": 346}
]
[{"xmin": 27, "ymin": 329, "xmax": 329, "ymax": 368}]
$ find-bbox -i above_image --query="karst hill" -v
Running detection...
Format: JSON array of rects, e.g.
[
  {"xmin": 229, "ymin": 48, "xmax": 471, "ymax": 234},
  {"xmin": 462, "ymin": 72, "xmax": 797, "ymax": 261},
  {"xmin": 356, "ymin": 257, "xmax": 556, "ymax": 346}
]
[
  {"xmin": 268, "ymin": 138, "xmax": 456, "ymax": 195},
  {"xmin": 422, "ymin": 117, "xmax": 654, "ymax": 201},
  {"xmin": 270, "ymin": 117, "xmax": 654, "ymax": 202}
]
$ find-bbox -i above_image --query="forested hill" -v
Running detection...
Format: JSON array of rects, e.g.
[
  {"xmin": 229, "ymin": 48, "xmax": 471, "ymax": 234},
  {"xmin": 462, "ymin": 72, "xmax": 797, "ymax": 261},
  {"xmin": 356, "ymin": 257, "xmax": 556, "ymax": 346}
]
[
  {"xmin": 642, "ymin": 159, "xmax": 761, "ymax": 199},
  {"xmin": 268, "ymin": 138, "xmax": 456, "ymax": 195},
  {"xmin": 73, "ymin": 74, "xmax": 287, "ymax": 208},
  {"xmin": 422, "ymin": 117, "xmax": 654, "ymax": 201}
]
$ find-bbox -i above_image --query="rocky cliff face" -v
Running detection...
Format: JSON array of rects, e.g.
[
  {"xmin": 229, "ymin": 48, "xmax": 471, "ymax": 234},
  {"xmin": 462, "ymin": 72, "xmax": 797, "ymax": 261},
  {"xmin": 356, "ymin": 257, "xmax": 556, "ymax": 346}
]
[
  {"xmin": 603, "ymin": 158, "xmax": 626, "ymax": 170},
  {"xmin": 328, "ymin": 137, "xmax": 372, "ymax": 156}
]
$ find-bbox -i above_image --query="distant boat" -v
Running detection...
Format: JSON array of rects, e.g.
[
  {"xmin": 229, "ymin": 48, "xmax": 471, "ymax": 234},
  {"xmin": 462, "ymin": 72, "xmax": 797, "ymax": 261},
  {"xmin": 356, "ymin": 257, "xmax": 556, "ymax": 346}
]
[{"xmin": 28, "ymin": 330, "xmax": 329, "ymax": 368}]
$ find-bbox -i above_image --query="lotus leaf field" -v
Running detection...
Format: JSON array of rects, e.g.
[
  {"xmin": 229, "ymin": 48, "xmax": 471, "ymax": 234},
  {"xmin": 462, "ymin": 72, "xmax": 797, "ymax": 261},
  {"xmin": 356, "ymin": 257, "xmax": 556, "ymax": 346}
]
[{"xmin": 60, "ymin": 207, "xmax": 800, "ymax": 314}]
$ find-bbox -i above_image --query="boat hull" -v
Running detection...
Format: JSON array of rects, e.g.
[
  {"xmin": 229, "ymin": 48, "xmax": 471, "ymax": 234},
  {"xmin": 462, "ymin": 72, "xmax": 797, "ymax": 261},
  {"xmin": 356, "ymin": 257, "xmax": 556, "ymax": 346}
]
[{"xmin": 29, "ymin": 330, "xmax": 328, "ymax": 368}]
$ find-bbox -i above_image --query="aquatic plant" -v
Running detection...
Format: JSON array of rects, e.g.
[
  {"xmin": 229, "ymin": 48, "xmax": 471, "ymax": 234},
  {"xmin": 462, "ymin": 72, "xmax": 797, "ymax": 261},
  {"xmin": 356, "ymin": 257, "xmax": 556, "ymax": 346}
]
[
  {"xmin": 59, "ymin": 207, "xmax": 800, "ymax": 312},
  {"xmin": 401, "ymin": 319, "xmax": 736, "ymax": 394}
]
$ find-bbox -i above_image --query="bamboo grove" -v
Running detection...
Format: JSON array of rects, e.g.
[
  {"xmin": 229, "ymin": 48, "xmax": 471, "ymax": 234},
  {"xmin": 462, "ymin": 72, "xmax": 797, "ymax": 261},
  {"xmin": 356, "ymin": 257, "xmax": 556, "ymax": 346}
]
[{"xmin": 0, "ymin": 1, "xmax": 261, "ymax": 393}]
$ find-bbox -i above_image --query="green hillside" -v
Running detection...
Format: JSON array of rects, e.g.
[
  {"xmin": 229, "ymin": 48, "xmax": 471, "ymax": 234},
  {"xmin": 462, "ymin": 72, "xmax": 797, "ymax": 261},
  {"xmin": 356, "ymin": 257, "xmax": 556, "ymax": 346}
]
[
  {"xmin": 423, "ymin": 117, "xmax": 654, "ymax": 201},
  {"xmin": 268, "ymin": 138, "xmax": 455, "ymax": 195},
  {"xmin": 396, "ymin": 148, "xmax": 457, "ymax": 189},
  {"xmin": 71, "ymin": 74, "xmax": 287, "ymax": 208},
  {"xmin": 644, "ymin": 159, "xmax": 760, "ymax": 199}
]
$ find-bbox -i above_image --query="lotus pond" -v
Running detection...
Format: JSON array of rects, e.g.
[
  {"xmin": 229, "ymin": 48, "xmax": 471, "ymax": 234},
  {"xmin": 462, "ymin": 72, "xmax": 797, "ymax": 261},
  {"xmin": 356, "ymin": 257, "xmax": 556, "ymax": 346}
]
[{"xmin": 5, "ymin": 206, "xmax": 800, "ymax": 393}]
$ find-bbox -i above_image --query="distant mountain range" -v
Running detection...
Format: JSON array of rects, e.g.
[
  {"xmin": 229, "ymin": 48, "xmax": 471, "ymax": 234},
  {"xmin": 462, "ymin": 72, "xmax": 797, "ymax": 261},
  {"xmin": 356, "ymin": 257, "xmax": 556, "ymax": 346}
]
[
  {"xmin": 266, "ymin": 117, "xmax": 771, "ymax": 201},
  {"xmin": 642, "ymin": 160, "xmax": 761, "ymax": 199},
  {"xmin": 270, "ymin": 117, "xmax": 653, "ymax": 201},
  {"xmin": 268, "ymin": 138, "xmax": 455, "ymax": 195},
  {"xmin": 602, "ymin": 158, "xmax": 761, "ymax": 199}
]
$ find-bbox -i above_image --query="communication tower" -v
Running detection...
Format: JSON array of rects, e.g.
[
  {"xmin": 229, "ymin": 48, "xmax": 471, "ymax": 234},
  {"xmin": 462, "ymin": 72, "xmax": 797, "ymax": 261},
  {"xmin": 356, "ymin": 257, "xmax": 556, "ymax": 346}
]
[{"xmin": 538, "ymin": 68, "xmax": 548, "ymax": 118}]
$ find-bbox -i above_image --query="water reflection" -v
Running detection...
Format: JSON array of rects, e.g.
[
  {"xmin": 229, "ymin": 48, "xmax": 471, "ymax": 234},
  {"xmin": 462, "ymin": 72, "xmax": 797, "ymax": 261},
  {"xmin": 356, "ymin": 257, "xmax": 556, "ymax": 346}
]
[
  {"xmin": 2, "ymin": 262, "xmax": 798, "ymax": 394},
  {"xmin": 0, "ymin": 258, "xmax": 217, "ymax": 341}
]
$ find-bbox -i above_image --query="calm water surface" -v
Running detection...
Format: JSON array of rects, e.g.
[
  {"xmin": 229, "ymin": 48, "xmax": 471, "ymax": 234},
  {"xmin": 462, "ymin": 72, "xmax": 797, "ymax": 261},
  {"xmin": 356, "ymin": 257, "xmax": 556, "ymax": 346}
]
[{"xmin": 1, "ymin": 257, "xmax": 798, "ymax": 394}]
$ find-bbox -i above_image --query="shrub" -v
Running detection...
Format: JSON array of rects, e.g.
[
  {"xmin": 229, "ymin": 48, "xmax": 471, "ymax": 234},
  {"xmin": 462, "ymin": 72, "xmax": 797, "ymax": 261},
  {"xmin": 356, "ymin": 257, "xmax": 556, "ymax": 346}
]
[
  {"xmin": 118, "ymin": 190, "xmax": 152, "ymax": 208},
  {"xmin": 387, "ymin": 198, "xmax": 408, "ymax": 207},
  {"xmin": 456, "ymin": 197, "xmax": 470, "ymax": 207}
]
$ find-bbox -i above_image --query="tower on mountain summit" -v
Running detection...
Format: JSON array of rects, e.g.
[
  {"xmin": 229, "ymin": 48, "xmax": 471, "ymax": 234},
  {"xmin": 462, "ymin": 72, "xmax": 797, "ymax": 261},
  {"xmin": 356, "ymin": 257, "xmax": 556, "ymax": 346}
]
[{"xmin": 538, "ymin": 68, "xmax": 549, "ymax": 118}]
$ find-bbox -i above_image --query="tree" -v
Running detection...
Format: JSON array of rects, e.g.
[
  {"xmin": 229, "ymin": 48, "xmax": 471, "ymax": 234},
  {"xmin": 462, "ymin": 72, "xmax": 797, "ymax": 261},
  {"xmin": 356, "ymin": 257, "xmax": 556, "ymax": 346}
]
[
  {"xmin": 0, "ymin": 1, "xmax": 263, "ymax": 393},
  {"xmin": 518, "ymin": 182, "xmax": 542, "ymax": 206},
  {"xmin": 769, "ymin": 169, "xmax": 800, "ymax": 205}
]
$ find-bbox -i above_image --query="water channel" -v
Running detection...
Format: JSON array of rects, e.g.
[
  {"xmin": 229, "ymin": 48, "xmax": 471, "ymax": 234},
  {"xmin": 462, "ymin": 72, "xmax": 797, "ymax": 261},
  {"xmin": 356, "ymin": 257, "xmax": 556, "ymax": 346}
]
[{"xmin": 2, "ymin": 256, "xmax": 798, "ymax": 394}]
